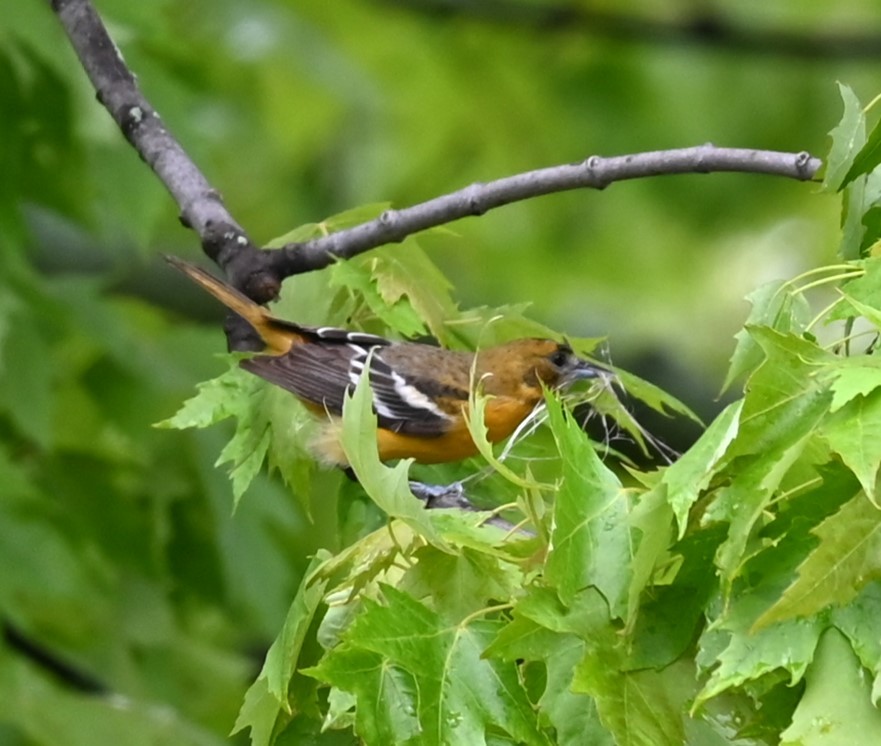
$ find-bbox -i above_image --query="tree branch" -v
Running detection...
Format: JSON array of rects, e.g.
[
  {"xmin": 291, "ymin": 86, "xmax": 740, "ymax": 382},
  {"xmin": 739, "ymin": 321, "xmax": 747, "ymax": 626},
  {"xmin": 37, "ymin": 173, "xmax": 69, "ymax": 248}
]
[
  {"xmin": 270, "ymin": 147, "xmax": 820, "ymax": 275},
  {"xmin": 49, "ymin": 0, "xmax": 279, "ymax": 302},
  {"xmin": 52, "ymin": 0, "xmax": 823, "ymax": 299},
  {"xmin": 388, "ymin": 0, "xmax": 881, "ymax": 60}
]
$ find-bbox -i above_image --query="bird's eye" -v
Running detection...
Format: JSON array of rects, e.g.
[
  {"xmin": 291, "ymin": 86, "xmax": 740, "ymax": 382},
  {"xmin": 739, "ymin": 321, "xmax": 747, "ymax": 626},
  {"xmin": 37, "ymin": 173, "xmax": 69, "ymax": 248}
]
[{"xmin": 550, "ymin": 347, "xmax": 570, "ymax": 368}]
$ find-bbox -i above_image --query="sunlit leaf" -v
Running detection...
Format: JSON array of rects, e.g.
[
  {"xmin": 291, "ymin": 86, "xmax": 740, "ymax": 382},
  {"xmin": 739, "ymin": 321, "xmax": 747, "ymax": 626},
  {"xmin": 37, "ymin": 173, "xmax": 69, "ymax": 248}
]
[
  {"xmin": 330, "ymin": 257, "xmax": 428, "ymax": 338},
  {"xmin": 822, "ymin": 390, "xmax": 881, "ymax": 503},
  {"xmin": 544, "ymin": 391, "xmax": 631, "ymax": 616},
  {"xmin": 722, "ymin": 282, "xmax": 812, "ymax": 393},
  {"xmin": 841, "ymin": 111, "xmax": 881, "ymax": 191},
  {"xmin": 826, "ymin": 83, "xmax": 867, "ymax": 191},
  {"xmin": 822, "ymin": 355, "xmax": 881, "ymax": 411},
  {"xmin": 662, "ymin": 399, "xmax": 742, "ymax": 537},
  {"xmin": 399, "ymin": 545, "xmax": 521, "ymax": 623},
  {"xmin": 340, "ymin": 354, "xmax": 445, "ymax": 547},
  {"xmin": 311, "ymin": 585, "xmax": 549, "ymax": 745},
  {"xmin": 155, "ymin": 362, "xmax": 255, "ymax": 431},
  {"xmin": 573, "ymin": 655, "xmax": 693, "ymax": 746},
  {"xmin": 828, "ymin": 256, "xmax": 881, "ymax": 321},
  {"xmin": 371, "ymin": 241, "xmax": 460, "ymax": 345},
  {"xmin": 464, "ymin": 376, "xmax": 550, "ymax": 492}
]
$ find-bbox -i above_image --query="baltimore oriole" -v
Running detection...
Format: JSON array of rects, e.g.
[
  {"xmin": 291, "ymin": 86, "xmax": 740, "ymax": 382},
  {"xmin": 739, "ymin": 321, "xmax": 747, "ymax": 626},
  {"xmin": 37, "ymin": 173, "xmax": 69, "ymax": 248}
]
[{"xmin": 169, "ymin": 257, "xmax": 601, "ymax": 465}]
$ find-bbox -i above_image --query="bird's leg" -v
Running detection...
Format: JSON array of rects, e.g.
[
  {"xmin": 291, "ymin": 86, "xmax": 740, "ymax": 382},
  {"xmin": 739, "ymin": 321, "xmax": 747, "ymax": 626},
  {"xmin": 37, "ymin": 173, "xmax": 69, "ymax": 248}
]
[
  {"xmin": 409, "ymin": 480, "xmax": 534, "ymax": 534},
  {"xmin": 338, "ymin": 467, "xmax": 532, "ymax": 533},
  {"xmin": 407, "ymin": 480, "xmax": 470, "ymax": 509}
]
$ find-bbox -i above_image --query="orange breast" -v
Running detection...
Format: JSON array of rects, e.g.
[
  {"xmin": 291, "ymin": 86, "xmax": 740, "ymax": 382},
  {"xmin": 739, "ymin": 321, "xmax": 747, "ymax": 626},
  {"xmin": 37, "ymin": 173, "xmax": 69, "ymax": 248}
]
[{"xmin": 375, "ymin": 395, "xmax": 536, "ymax": 464}]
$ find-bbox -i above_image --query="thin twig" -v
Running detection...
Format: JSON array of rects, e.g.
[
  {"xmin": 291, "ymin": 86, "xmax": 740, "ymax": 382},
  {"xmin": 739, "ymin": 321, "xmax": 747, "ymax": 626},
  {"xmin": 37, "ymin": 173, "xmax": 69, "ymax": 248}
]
[
  {"xmin": 49, "ymin": 0, "xmax": 278, "ymax": 301},
  {"xmin": 52, "ymin": 1, "xmax": 823, "ymax": 299},
  {"xmin": 271, "ymin": 147, "xmax": 820, "ymax": 275}
]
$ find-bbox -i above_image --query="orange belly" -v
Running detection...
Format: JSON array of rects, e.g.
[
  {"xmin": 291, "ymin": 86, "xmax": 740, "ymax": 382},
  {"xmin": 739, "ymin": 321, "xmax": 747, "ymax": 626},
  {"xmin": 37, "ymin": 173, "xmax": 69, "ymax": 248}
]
[{"xmin": 375, "ymin": 396, "xmax": 536, "ymax": 463}]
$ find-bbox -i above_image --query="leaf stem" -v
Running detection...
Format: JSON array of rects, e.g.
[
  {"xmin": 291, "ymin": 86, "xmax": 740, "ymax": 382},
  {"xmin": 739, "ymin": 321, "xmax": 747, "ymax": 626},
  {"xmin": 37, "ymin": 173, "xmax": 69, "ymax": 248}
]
[{"xmin": 458, "ymin": 603, "xmax": 514, "ymax": 629}]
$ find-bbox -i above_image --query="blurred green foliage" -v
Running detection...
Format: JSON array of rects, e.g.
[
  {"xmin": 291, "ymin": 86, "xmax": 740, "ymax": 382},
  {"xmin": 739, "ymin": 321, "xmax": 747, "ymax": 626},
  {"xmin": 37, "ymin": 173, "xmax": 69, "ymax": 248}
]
[{"xmin": 3, "ymin": 1, "xmax": 881, "ymax": 744}]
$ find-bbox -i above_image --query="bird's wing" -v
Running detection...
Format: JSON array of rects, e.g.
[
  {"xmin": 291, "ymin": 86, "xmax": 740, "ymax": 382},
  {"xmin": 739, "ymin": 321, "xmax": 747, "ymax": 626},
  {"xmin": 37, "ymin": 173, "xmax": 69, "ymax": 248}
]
[{"xmin": 240, "ymin": 337, "xmax": 457, "ymax": 437}]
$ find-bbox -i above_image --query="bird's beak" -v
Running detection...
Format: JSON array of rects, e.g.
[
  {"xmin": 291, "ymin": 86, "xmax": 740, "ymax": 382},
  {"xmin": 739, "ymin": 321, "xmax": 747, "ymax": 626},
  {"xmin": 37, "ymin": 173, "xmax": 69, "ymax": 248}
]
[{"xmin": 560, "ymin": 357, "xmax": 604, "ymax": 386}]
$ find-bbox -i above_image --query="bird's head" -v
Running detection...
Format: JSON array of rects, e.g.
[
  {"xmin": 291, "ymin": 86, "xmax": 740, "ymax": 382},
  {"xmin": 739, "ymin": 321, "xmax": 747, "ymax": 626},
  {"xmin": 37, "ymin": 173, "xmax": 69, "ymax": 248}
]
[
  {"xmin": 477, "ymin": 338, "xmax": 604, "ymax": 400},
  {"xmin": 526, "ymin": 339, "xmax": 603, "ymax": 388}
]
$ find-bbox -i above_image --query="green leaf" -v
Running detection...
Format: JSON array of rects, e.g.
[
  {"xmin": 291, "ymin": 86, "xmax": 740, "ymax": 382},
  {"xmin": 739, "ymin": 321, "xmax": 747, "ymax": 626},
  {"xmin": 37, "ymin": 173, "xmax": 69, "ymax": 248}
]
[
  {"xmin": 340, "ymin": 355, "xmax": 445, "ymax": 547},
  {"xmin": 306, "ymin": 647, "xmax": 421, "ymax": 744},
  {"xmin": 839, "ymin": 160, "xmax": 881, "ymax": 259},
  {"xmin": 722, "ymin": 282, "xmax": 812, "ymax": 393},
  {"xmin": 841, "ymin": 109, "xmax": 881, "ymax": 191},
  {"xmin": 322, "ymin": 686, "xmax": 357, "ymax": 733},
  {"xmin": 711, "ymin": 328, "xmax": 834, "ymax": 582},
  {"xmin": 612, "ymin": 367, "xmax": 702, "ymax": 425},
  {"xmin": 155, "ymin": 362, "xmax": 254, "ymax": 430},
  {"xmin": 828, "ymin": 257, "xmax": 881, "ymax": 321},
  {"xmin": 712, "ymin": 434, "xmax": 813, "ymax": 584},
  {"xmin": 371, "ymin": 241, "xmax": 460, "ymax": 346},
  {"xmin": 263, "ymin": 554, "xmax": 331, "ymax": 703},
  {"xmin": 217, "ymin": 418, "xmax": 271, "ymax": 504},
  {"xmin": 330, "ymin": 258, "xmax": 428, "ymax": 339},
  {"xmin": 483, "ymin": 614, "xmax": 561, "ymax": 664},
  {"xmin": 266, "ymin": 203, "xmax": 391, "ymax": 247},
  {"xmin": 544, "ymin": 391, "xmax": 631, "ymax": 616},
  {"xmin": 584, "ymin": 370, "xmax": 701, "ymax": 460},
  {"xmin": 488, "ymin": 621, "xmax": 614, "ymax": 746},
  {"xmin": 830, "ymin": 584, "xmax": 881, "ymax": 704},
  {"xmin": 662, "ymin": 399, "xmax": 742, "ymax": 538},
  {"xmin": 160, "ymin": 361, "xmax": 317, "ymax": 507},
  {"xmin": 541, "ymin": 639, "xmax": 614, "ymax": 746},
  {"xmin": 695, "ymin": 617, "xmax": 822, "ymax": 706},
  {"xmin": 728, "ymin": 327, "xmax": 833, "ymax": 459},
  {"xmin": 625, "ymin": 487, "xmax": 675, "ymax": 631},
  {"xmin": 572, "ymin": 656, "xmax": 693, "ymax": 746},
  {"xmin": 625, "ymin": 527, "xmax": 719, "ymax": 670},
  {"xmin": 318, "ymin": 585, "xmax": 549, "ymax": 745},
  {"xmin": 234, "ymin": 552, "xmax": 331, "ymax": 741},
  {"xmin": 780, "ymin": 628, "xmax": 881, "ymax": 745},
  {"xmin": 232, "ymin": 677, "xmax": 284, "ymax": 746},
  {"xmin": 516, "ymin": 586, "xmax": 612, "ymax": 639},
  {"xmin": 261, "ymin": 386, "xmax": 321, "ymax": 504},
  {"xmin": 399, "ymin": 545, "xmax": 520, "ymax": 623},
  {"xmin": 754, "ymin": 494, "xmax": 881, "ymax": 629},
  {"xmin": 838, "ymin": 291, "xmax": 881, "ymax": 330},
  {"xmin": 822, "ymin": 355, "xmax": 881, "ymax": 411},
  {"xmin": 464, "ymin": 376, "xmax": 550, "ymax": 491},
  {"xmin": 826, "ymin": 83, "xmax": 867, "ymax": 192},
  {"xmin": 822, "ymin": 389, "xmax": 881, "ymax": 503}
]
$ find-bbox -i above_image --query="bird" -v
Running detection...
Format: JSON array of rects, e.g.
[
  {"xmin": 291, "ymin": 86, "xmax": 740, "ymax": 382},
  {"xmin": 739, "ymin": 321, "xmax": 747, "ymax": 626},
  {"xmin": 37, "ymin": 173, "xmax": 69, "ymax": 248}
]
[{"xmin": 168, "ymin": 256, "xmax": 602, "ymax": 466}]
